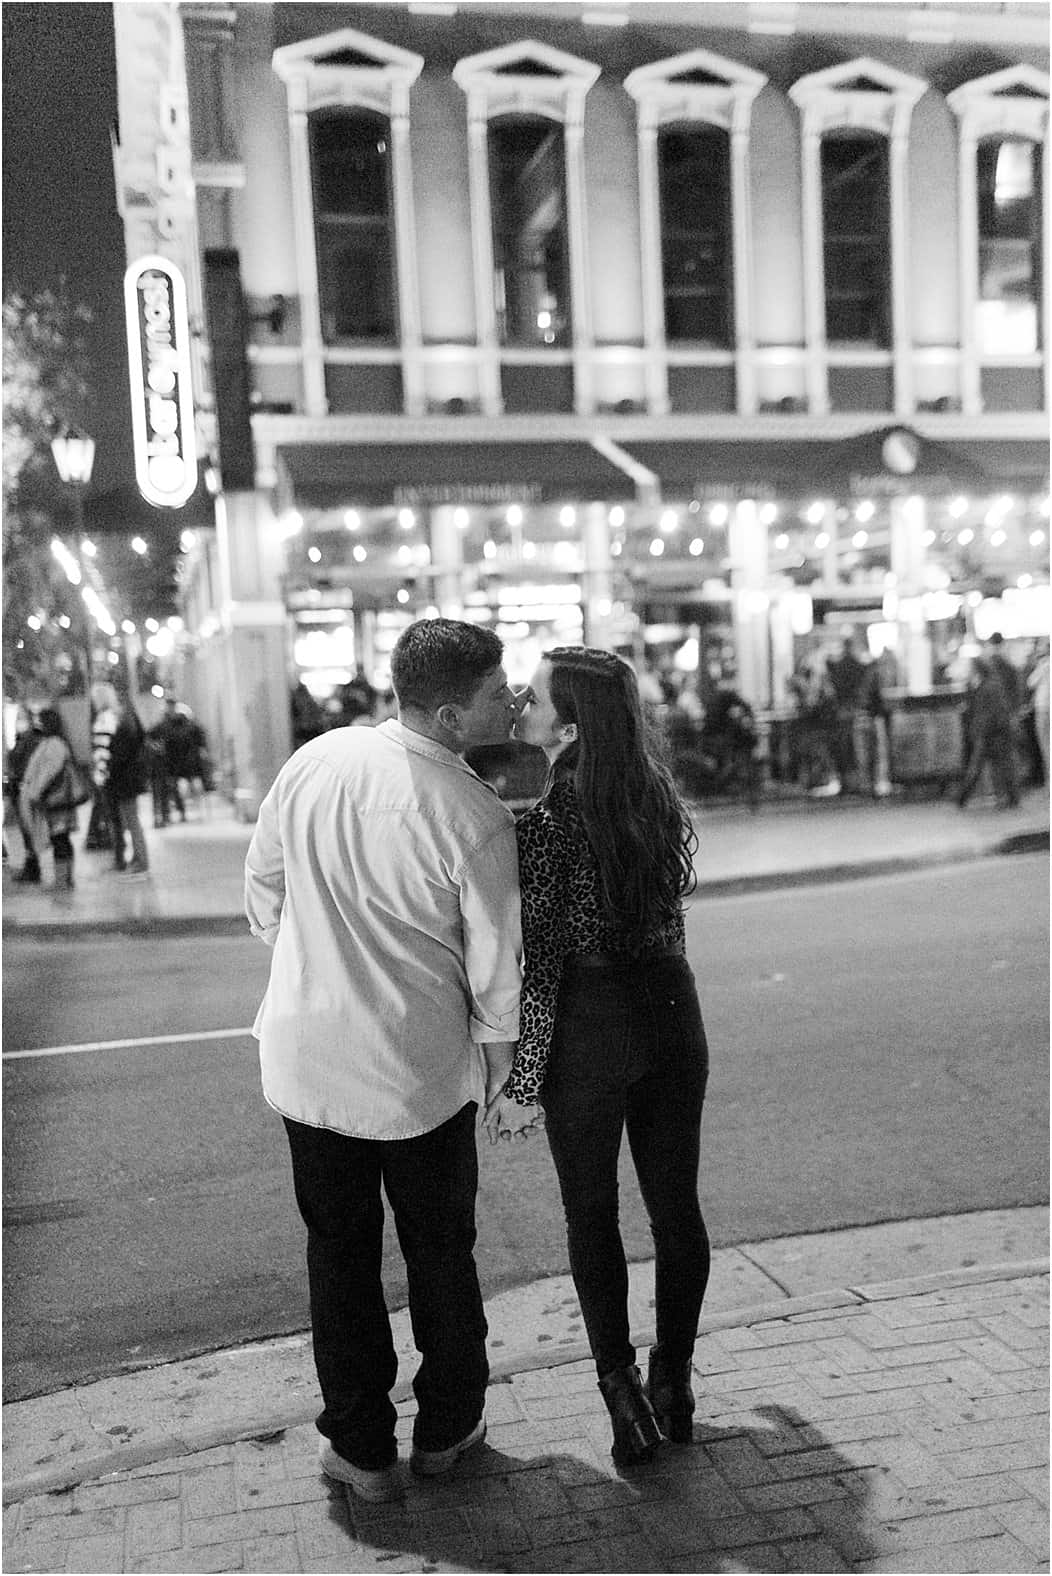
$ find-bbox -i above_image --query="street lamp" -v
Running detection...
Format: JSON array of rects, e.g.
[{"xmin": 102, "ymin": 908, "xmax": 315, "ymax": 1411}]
[{"xmin": 51, "ymin": 426, "xmax": 96, "ymax": 694}]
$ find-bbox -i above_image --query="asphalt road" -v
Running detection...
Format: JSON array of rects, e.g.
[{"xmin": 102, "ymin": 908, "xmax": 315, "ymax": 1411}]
[{"xmin": 3, "ymin": 854, "xmax": 1048, "ymax": 1401}]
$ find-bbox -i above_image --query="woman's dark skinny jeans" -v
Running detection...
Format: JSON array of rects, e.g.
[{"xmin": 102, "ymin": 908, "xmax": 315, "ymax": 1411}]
[{"xmin": 540, "ymin": 954, "xmax": 710, "ymax": 1380}]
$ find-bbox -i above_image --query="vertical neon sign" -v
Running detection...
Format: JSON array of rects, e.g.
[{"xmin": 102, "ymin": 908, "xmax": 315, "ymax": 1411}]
[{"xmin": 124, "ymin": 255, "xmax": 198, "ymax": 508}]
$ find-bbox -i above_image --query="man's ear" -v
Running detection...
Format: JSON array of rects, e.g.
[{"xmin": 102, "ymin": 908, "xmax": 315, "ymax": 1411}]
[
  {"xmin": 560, "ymin": 721, "xmax": 578, "ymax": 742},
  {"xmin": 435, "ymin": 701, "xmax": 463, "ymax": 737}
]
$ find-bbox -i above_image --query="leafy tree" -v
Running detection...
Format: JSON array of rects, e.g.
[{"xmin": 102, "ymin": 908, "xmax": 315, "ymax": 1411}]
[{"xmin": 2, "ymin": 283, "xmax": 93, "ymax": 695}]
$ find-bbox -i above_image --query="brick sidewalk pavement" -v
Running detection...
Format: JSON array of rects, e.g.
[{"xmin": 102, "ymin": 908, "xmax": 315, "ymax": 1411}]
[{"xmin": 5, "ymin": 1272, "xmax": 1047, "ymax": 1575}]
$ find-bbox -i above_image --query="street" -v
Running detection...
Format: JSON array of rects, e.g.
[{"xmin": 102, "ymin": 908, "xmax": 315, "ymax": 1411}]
[{"xmin": 3, "ymin": 854, "xmax": 1048, "ymax": 1402}]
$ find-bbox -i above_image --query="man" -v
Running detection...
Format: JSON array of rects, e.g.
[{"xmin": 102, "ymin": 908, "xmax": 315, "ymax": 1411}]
[
  {"xmin": 91, "ymin": 682, "xmax": 150, "ymax": 876},
  {"xmin": 826, "ymin": 632, "xmax": 869, "ymax": 792},
  {"xmin": 245, "ymin": 619, "xmax": 522, "ymax": 1504}
]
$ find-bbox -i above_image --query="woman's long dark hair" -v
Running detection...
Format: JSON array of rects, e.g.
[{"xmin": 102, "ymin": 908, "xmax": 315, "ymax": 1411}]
[{"xmin": 546, "ymin": 647, "xmax": 697, "ymax": 949}]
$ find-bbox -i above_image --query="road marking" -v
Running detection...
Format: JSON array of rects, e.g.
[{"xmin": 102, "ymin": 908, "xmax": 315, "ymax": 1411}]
[{"xmin": 3, "ymin": 1027, "xmax": 254, "ymax": 1061}]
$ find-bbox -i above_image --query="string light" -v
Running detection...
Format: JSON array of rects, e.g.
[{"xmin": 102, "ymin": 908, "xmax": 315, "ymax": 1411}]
[
  {"xmin": 453, "ymin": 508, "xmax": 470, "ymax": 530},
  {"xmin": 855, "ymin": 500, "xmax": 875, "ymax": 523},
  {"xmin": 804, "ymin": 502, "xmax": 824, "ymax": 526},
  {"xmin": 688, "ymin": 538, "xmax": 705, "ymax": 556},
  {"xmin": 759, "ymin": 502, "xmax": 778, "ymax": 526},
  {"xmin": 131, "ymin": 536, "xmax": 148, "ymax": 555},
  {"xmin": 344, "ymin": 510, "xmax": 361, "ymax": 532},
  {"xmin": 308, "ymin": 546, "xmax": 322, "ymax": 563},
  {"xmin": 506, "ymin": 505, "xmax": 523, "ymax": 527},
  {"xmin": 948, "ymin": 496, "xmax": 969, "ymax": 519},
  {"xmin": 398, "ymin": 508, "xmax": 415, "ymax": 530},
  {"xmin": 559, "ymin": 506, "xmax": 576, "ymax": 529},
  {"xmin": 709, "ymin": 503, "xmax": 729, "ymax": 526},
  {"xmin": 649, "ymin": 538, "xmax": 664, "ymax": 556}
]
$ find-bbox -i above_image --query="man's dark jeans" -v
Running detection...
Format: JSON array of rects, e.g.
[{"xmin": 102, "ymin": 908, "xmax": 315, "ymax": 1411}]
[
  {"xmin": 540, "ymin": 954, "xmax": 710, "ymax": 1379},
  {"xmin": 283, "ymin": 1102, "xmax": 488, "ymax": 1469}
]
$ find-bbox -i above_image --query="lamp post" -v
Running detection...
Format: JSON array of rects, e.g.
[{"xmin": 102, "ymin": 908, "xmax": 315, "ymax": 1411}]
[{"xmin": 50, "ymin": 426, "xmax": 96, "ymax": 695}]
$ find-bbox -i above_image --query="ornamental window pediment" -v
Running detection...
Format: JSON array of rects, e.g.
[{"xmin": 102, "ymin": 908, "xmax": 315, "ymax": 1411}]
[
  {"xmin": 624, "ymin": 47, "xmax": 766, "ymax": 132},
  {"xmin": 272, "ymin": 27, "xmax": 423, "ymax": 116},
  {"xmin": 453, "ymin": 40, "xmax": 600, "ymax": 124},
  {"xmin": 790, "ymin": 56, "xmax": 927, "ymax": 136},
  {"xmin": 948, "ymin": 64, "xmax": 1049, "ymax": 140}
]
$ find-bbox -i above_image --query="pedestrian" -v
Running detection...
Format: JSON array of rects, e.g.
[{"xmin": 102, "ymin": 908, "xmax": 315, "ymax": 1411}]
[
  {"xmin": 1026, "ymin": 640, "xmax": 1050, "ymax": 786},
  {"xmin": 18, "ymin": 707, "xmax": 80, "ymax": 889},
  {"xmin": 827, "ymin": 632, "xmax": 870, "ymax": 792},
  {"xmin": 957, "ymin": 655, "xmax": 1020, "ymax": 810},
  {"xmin": 789, "ymin": 653, "xmax": 840, "ymax": 795},
  {"xmin": 336, "ymin": 666, "xmax": 378, "ymax": 726},
  {"xmin": 245, "ymin": 619, "xmax": 523, "ymax": 1503},
  {"xmin": 487, "ymin": 647, "xmax": 710, "ymax": 1469},
  {"xmin": 158, "ymin": 700, "xmax": 211, "ymax": 818},
  {"xmin": 92, "ymin": 683, "xmax": 150, "ymax": 875},
  {"xmin": 5, "ymin": 707, "xmax": 43, "ymax": 883}
]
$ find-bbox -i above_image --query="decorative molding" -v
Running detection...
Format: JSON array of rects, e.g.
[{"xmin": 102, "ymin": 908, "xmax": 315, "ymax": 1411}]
[
  {"xmin": 625, "ymin": 48, "xmax": 767, "ymax": 416},
  {"xmin": 453, "ymin": 40, "xmax": 601, "ymax": 416},
  {"xmin": 790, "ymin": 56, "xmax": 928, "ymax": 417},
  {"xmin": 271, "ymin": 29, "xmax": 426, "ymax": 416},
  {"xmin": 948, "ymin": 66, "xmax": 1049, "ymax": 415}
]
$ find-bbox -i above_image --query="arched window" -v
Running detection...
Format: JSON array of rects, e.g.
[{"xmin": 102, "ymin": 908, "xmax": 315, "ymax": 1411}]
[
  {"xmin": 976, "ymin": 134, "xmax": 1043, "ymax": 355},
  {"xmin": 790, "ymin": 57, "xmax": 926, "ymax": 416},
  {"xmin": 820, "ymin": 130, "xmax": 890, "ymax": 347},
  {"xmin": 625, "ymin": 48, "xmax": 765, "ymax": 413},
  {"xmin": 489, "ymin": 115, "xmax": 571, "ymax": 348},
  {"xmin": 310, "ymin": 108, "xmax": 396, "ymax": 342},
  {"xmin": 658, "ymin": 124, "xmax": 732, "ymax": 345}
]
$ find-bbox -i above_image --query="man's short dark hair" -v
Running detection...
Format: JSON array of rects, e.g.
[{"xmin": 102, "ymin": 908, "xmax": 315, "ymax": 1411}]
[{"xmin": 391, "ymin": 619, "xmax": 504, "ymax": 713}]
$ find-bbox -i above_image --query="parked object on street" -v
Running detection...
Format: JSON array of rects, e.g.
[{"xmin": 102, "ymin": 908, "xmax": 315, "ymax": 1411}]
[
  {"xmin": 496, "ymin": 647, "xmax": 710, "ymax": 1468},
  {"xmin": 246, "ymin": 619, "xmax": 522, "ymax": 1499}
]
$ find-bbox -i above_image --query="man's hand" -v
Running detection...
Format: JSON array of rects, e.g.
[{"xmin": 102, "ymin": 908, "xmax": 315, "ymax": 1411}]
[
  {"xmin": 483, "ymin": 1093, "xmax": 544, "ymax": 1146},
  {"xmin": 481, "ymin": 1041, "xmax": 516, "ymax": 1107}
]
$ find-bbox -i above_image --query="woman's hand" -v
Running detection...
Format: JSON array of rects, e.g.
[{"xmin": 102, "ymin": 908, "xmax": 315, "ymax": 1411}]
[{"xmin": 483, "ymin": 1093, "xmax": 544, "ymax": 1146}]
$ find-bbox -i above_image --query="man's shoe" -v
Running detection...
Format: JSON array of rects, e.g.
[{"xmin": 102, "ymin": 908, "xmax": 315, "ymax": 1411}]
[
  {"xmin": 119, "ymin": 860, "xmax": 150, "ymax": 879},
  {"xmin": 317, "ymin": 1439, "xmax": 401, "ymax": 1502},
  {"xmin": 410, "ymin": 1418, "xmax": 486, "ymax": 1477}
]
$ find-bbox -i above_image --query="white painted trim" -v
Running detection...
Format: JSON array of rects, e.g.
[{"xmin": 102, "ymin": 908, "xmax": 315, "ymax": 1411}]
[
  {"xmin": 625, "ymin": 48, "xmax": 767, "ymax": 417},
  {"xmin": 790, "ymin": 57, "xmax": 927, "ymax": 416},
  {"xmin": 453, "ymin": 39, "xmax": 601, "ymax": 417},
  {"xmin": 271, "ymin": 29, "xmax": 425, "ymax": 418},
  {"xmin": 947, "ymin": 67, "xmax": 1049, "ymax": 415}
]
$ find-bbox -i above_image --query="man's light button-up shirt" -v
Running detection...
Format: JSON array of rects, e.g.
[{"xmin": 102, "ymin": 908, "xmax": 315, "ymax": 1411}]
[{"xmin": 245, "ymin": 719, "xmax": 522, "ymax": 1140}]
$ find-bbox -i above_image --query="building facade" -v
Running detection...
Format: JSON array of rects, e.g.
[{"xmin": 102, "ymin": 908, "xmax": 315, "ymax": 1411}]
[{"xmin": 111, "ymin": 1, "xmax": 1049, "ymax": 817}]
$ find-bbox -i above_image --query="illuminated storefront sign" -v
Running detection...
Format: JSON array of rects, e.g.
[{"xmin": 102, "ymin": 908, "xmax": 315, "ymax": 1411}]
[{"xmin": 124, "ymin": 255, "xmax": 198, "ymax": 508}]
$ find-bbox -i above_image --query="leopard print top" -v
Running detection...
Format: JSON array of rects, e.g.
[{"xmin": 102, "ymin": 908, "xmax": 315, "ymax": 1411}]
[{"xmin": 504, "ymin": 771, "xmax": 686, "ymax": 1105}]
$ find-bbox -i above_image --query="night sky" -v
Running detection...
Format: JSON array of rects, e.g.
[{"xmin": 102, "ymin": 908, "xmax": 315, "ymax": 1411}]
[{"xmin": 3, "ymin": 1, "xmax": 135, "ymax": 497}]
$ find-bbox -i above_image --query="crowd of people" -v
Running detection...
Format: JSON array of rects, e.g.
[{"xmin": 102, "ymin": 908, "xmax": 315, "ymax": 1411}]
[{"xmin": 3, "ymin": 685, "xmax": 214, "ymax": 888}]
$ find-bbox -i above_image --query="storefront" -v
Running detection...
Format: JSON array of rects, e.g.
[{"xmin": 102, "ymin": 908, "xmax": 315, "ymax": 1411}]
[{"xmin": 273, "ymin": 424, "xmax": 1049, "ymax": 717}]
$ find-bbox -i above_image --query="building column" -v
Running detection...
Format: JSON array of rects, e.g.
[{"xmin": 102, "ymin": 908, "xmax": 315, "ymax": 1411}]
[
  {"xmin": 429, "ymin": 507, "xmax": 465, "ymax": 617},
  {"xmin": 214, "ymin": 489, "xmax": 292, "ymax": 820},
  {"xmin": 636, "ymin": 113, "xmax": 670, "ymax": 416},
  {"xmin": 581, "ymin": 502, "xmax": 614, "ymax": 647},
  {"xmin": 729, "ymin": 499, "xmax": 770, "ymax": 708},
  {"xmin": 890, "ymin": 492, "xmax": 933, "ymax": 692}
]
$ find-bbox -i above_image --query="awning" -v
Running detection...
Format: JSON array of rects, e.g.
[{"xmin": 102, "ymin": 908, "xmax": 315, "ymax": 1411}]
[
  {"xmin": 279, "ymin": 440, "xmax": 634, "ymax": 509},
  {"xmin": 623, "ymin": 428, "xmax": 1049, "ymax": 499}
]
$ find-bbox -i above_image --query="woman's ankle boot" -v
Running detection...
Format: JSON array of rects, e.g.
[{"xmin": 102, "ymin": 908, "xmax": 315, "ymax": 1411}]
[
  {"xmin": 598, "ymin": 1364, "xmax": 663, "ymax": 1467},
  {"xmin": 646, "ymin": 1347, "xmax": 695, "ymax": 1443}
]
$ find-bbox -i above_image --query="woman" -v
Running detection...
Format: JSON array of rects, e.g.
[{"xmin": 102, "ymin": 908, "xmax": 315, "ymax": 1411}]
[
  {"xmin": 488, "ymin": 647, "xmax": 710, "ymax": 1468},
  {"xmin": 19, "ymin": 708, "xmax": 79, "ymax": 889}
]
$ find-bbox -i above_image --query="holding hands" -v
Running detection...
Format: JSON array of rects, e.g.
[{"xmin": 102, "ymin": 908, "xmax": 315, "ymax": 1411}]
[{"xmin": 483, "ymin": 1092, "xmax": 544, "ymax": 1146}]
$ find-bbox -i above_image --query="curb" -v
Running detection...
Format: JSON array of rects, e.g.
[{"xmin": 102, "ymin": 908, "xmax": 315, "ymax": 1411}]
[
  {"xmin": 4, "ymin": 830, "xmax": 1046, "ymax": 938},
  {"xmin": 5, "ymin": 1257, "xmax": 1047, "ymax": 1506}
]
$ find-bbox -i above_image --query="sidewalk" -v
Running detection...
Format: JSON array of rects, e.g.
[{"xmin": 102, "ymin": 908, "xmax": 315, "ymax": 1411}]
[
  {"xmin": 3, "ymin": 784, "xmax": 1048, "ymax": 936},
  {"xmin": 3, "ymin": 1210, "xmax": 1048, "ymax": 1573}
]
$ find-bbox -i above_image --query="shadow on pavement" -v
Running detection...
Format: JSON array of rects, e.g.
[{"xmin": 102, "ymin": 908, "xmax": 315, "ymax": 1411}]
[{"xmin": 310, "ymin": 1404, "xmax": 873, "ymax": 1573}]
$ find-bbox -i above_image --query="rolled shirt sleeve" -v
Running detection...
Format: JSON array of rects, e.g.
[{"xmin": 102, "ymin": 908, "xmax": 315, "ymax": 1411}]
[
  {"xmin": 245, "ymin": 783, "xmax": 286, "ymax": 947},
  {"xmin": 459, "ymin": 824, "xmax": 522, "ymax": 1043}
]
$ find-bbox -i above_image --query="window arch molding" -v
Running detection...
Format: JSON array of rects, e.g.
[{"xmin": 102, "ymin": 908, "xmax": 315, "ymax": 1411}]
[
  {"xmin": 272, "ymin": 28, "xmax": 424, "ymax": 415},
  {"xmin": 624, "ymin": 48, "xmax": 767, "ymax": 415},
  {"xmin": 947, "ymin": 64, "xmax": 1049, "ymax": 414},
  {"xmin": 790, "ymin": 56, "xmax": 927, "ymax": 417},
  {"xmin": 453, "ymin": 40, "xmax": 600, "ymax": 415}
]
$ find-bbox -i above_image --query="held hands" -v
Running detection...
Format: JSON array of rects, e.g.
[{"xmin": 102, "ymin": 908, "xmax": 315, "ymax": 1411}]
[{"xmin": 483, "ymin": 1092, "xmax": 544, "ymax": 1147}]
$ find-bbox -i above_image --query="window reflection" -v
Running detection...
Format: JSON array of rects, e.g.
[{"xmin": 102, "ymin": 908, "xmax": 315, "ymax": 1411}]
[
  {"xmin": 489, "ymin": 117, "xmax": 571, "ymax": 347},
  {"xmin": 310, "ymin": 109, "xmax": 397, "ymax": 342},
  {"xmin": 658, "ymin": 125, "xmax": 732, "ymax": 345},
  {"xmin": 821, "ymin": 133, "xmax": 890, "ymax": 347},
  {"xmin": 977, "ymin": 136, "xmax": 1041, "ymax": 355}
]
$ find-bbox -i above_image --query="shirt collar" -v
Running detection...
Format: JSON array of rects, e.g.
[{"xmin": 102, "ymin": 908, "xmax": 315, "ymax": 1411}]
[{"xmin": 379, "ymin": 717, "xmax": 481, "ymax": 780}]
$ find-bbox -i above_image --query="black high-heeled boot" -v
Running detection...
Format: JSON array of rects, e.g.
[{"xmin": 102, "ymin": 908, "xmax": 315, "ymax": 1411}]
[
  {"xmin": 646, "ymin": 1346, "xmax": 695, "ymax": 1443},
  {"xmin": 598, "ymin": 1364, "xmax": 663, "ymax": 1467}
]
